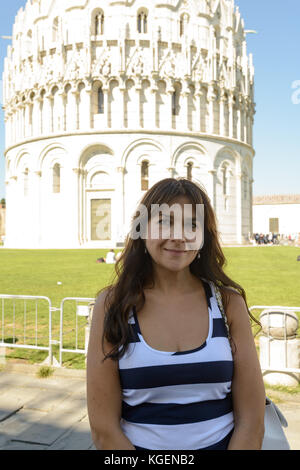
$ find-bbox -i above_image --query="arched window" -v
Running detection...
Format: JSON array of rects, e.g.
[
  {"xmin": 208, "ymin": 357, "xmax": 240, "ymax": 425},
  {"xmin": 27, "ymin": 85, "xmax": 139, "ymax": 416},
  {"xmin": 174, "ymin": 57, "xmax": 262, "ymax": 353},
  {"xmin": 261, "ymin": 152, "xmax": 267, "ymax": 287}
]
[
  {"xmin": 179, "ymin": 13, "xmax": 189, "ymax": 37},
  {"xmin": 95, "ymin": 11, "xmax": 104, "ymax": 35},
  {"xmin": 53, "ymin": 163, "xmax": 61, "ymax": 194},
  {"xmin": 137, "ymin": 10, "xmax": 148, "ymax": 34},
  {"xmin": 53, "ymin": 17, "xmax": 59, "ymax": 42},
  {"xmin": 98, "ymin": 87, "xmax": 104, "ymax": 114},
  {"xmin": 141, "ymin": 160, "xmax": 149, "ymax": 191},
  {"xmin": 187, "ymin": 162, "xmax": 193, "ymax": 181},
  {"xmin": 24, "ymin": 168, "xmax": 29, "ymax": 197}
]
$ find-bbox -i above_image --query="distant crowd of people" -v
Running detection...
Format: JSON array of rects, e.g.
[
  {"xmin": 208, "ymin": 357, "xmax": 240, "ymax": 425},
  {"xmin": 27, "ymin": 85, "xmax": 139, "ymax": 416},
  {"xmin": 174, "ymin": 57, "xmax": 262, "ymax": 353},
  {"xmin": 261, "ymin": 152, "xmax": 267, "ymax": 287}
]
[{"xmin": 251, "ymin": 233, "xmax": 300, "ymax": 245}]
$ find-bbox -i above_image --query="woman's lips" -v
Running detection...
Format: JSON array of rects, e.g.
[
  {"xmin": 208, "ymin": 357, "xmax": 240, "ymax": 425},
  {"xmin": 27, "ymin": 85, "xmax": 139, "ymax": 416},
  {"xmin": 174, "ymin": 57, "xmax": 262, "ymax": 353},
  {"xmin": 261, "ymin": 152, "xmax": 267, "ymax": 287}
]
[{"xmin": 164, "ymin": 248, "xmax": 186, "ymax": 254}]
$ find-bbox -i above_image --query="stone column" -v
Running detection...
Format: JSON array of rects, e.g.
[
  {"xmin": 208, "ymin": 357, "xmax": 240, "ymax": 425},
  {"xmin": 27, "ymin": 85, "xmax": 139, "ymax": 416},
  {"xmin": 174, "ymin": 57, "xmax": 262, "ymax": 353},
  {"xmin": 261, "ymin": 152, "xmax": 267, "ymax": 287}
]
[
  {"xmin": 84, "ymin": 85, "xmax": 92, "ymax": 130},
  {"xmin": 33, "ymin": 170, "xmax": 42, "ymax": 247},
  {"xmin": 219, "ymin": 90, "xmax": 226, "ymax": 137},
  {"xmin": 207, "ymin": 84, "xmax": 216, "ymax": 135},
  {"xmin": 194, "ymin": 86, "xmax": 202, "ymax": 132},
  {"xmin": 236, "ymin": 173, "xmax": 242, "ymax": 244},
  {"xmin": 70, "ymin": 89, "xmax": 79, "ymax": 131},
  {"xmin": 102, "ymin": 86, "xmax": 109, "ymax": 129},
  {"xmin": 24, "ymin": 101, "xmax": 30, "ymax": 139},
  {"xmin": 228, "ymin": 93, "xmax": 234, "ymax": 139},
  {"xmin": 45, "ymin": 93, "xmax": 54, "ymax": 134},
  {"xmin": 82, "ymin": 169, "xmax": 88, "ymax": 243},
  {"xmin": 181, "ymin": 82, "xmax": 190, "ymax": 131},
  {"xmin": 167, "ymin": 167, "xmax": 175, "ymax": 178},
  {"xmin": 116, "ymin": 166, "xmax": 126, "ymax": 241},
  {"xmin": 32, "ymin": 97, "xmax": 39, "ymax": 137},
  {"xmin": 57, "ymin": 89, "xmax": 66, "ymax": 133},
  {"xmin": 151, "ymin": 86, "xmax": 158, "ymax": 129},
  {"xmin": 135, "ymin": 84, "xmax": 142, "ymax": 129},
  {"xmin": 72, "ymin": 168, "xmax": 82, "ymax": 245},
  {"xmin": 119, "ymin": 87, "xmax": 126, "ymax": 129},
  {"xmin": 36, "ymin": 96, "xmax": 43, "ymax": 136},
  {"xmin": 208, "ymin": 169, "xmax": 216, "ymax": 209},
  {"xmin": 166, "ymin": 87, "xmax": 174, "ymax": 130}
]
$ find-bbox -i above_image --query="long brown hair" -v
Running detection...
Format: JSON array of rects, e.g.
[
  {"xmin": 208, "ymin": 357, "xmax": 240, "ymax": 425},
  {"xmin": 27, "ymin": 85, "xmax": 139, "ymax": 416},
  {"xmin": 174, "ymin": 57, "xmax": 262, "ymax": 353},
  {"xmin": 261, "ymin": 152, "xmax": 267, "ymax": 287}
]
[{"xmin": 97, "ymin": 177, "xmax": 260, "ymax": 361}]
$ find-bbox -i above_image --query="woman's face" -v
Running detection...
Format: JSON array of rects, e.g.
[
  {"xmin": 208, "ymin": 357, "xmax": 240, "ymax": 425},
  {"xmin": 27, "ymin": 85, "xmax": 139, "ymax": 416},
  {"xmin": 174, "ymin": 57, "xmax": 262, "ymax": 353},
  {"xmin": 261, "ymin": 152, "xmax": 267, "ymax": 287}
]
[{"xmin": 145, "ymin": 195, "xmax": 204, "ymax": 272}]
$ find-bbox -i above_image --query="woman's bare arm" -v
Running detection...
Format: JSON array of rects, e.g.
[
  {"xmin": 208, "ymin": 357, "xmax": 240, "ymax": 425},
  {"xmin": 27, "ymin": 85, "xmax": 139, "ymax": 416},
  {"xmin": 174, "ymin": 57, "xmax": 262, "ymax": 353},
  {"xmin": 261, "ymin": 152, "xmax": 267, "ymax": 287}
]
[
  {"xmin": 224, "ymin": 291, "xmax": 266, "ymax": 450},
  {"xmin": 86, "ymin": 289, "xmax": 136, "ymax": 450}
]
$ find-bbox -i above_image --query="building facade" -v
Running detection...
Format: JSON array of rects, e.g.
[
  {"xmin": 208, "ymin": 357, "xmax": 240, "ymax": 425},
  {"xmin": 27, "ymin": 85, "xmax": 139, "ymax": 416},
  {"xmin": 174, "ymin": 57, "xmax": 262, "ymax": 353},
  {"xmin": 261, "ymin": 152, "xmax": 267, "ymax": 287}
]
[
  {"xmin": 3, "ymin": 0, "xmax": 255, "ymax": 248},
  {"xmin": 253, "ymin": 195, "xmax": 300, "ymax": 239}
]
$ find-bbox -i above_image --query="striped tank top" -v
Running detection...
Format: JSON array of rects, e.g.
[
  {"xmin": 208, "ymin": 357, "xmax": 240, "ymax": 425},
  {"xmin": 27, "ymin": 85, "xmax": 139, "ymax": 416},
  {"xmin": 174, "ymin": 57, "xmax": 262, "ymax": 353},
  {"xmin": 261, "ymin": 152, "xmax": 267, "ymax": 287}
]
[{"xmin": 118, "ymin": 278, "xmax": 234, "ymax": 450}]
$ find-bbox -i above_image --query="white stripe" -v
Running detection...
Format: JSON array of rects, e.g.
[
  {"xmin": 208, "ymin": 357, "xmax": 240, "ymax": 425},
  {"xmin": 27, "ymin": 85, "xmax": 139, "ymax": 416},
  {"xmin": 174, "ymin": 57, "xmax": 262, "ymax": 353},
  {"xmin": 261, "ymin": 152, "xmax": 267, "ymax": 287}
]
[
  {"xmin": 121, "ymin": 412, "xmax": 234, "ymax": 450},
  {"xmin": 122, "ymin": 381, "xmax": 232, "ymax": 405},
  {"xmin": 119, "ymin": 337, "xmax": 232, "ymax": 369}
]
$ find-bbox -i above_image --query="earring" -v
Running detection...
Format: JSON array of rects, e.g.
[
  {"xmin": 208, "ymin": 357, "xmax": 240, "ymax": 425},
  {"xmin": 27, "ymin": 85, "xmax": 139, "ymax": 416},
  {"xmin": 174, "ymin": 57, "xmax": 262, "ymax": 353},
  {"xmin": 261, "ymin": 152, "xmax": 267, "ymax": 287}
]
[{"xmin": 197, "ymin": 251, "xmax": 201, "ymax": 259}]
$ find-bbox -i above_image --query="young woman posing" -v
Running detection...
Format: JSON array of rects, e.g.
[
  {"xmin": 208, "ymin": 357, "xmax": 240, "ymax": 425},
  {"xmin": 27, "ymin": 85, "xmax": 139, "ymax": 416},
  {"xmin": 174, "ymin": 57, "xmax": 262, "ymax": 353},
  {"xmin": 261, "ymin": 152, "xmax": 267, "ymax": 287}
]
[{"xmin": 87, "ymin": 178, "xmax": 265, "ymax": 450}]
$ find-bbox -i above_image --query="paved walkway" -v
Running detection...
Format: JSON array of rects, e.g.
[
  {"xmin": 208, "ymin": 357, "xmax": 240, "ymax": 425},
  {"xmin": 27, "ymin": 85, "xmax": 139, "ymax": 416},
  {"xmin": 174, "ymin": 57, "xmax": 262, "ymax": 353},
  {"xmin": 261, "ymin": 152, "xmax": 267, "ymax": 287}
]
[
  {"xmin": 0, "ymin": 364, "xmax": 95, "ymax": 450},
  {"xmin": 0, "ymin": 363, "xmax": 299, "ymax": 450}
]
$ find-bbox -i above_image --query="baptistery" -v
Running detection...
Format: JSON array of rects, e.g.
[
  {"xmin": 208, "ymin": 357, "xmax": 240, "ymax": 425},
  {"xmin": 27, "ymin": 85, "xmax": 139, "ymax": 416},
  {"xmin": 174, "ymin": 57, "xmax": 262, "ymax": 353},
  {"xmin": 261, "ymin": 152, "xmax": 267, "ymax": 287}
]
[{"xmin": 3, "ymin": 0, "xmax": 255, "ymax": 248}]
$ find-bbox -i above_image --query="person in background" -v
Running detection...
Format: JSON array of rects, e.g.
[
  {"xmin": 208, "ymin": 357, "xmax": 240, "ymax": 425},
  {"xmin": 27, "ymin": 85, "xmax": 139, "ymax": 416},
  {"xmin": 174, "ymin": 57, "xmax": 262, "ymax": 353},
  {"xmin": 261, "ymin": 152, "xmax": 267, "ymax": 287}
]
[{"xmin": 105, "ymin": 249, "xmax": 116, "ymax": 264}]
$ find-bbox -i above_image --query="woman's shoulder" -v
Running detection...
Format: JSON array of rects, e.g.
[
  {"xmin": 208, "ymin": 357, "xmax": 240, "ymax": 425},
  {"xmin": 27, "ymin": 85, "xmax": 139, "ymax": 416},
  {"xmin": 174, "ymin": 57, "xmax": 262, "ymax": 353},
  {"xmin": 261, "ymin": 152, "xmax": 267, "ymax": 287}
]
[
  {"xmin": 218, "ymin": 284, "xmax": 247, "ymax": 326},
  {"xmin": 94, "ymin": 286, "xmax": 114, "ymax": 317}
]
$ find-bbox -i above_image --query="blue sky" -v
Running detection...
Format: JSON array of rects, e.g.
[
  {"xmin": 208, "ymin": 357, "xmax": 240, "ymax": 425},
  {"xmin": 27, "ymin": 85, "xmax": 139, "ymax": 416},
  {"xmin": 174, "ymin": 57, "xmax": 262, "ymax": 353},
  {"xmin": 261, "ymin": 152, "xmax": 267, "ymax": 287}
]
[{"xmin": 0, "ymin": 0, "xmax": 299, "ymax": 200}]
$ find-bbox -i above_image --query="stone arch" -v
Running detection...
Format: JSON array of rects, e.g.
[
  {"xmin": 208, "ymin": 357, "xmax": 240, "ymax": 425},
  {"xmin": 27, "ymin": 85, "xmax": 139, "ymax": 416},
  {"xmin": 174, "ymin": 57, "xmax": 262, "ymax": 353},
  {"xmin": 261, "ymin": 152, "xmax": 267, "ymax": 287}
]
[
  {"xmin": 213, "ymin": 146, "xmax": 239, "ymax": 173},
  {"xmin": 214, "ymin": 147, "xmax": 239, "ymax": 219},
  {"xmin": 78, "ymin": 143, "xmax": 113, "ymax": 168},
  {"xmin": 15, "ymin": 148, "xmax": 31, "ymax": 173},
  {"xmin": 171, "ymin": 141, "xmax": 207, "ymax": 168},
  {"xmin": 121, "ymin": 138, "xmax": 165, "ymax": 168},
  {"xmin": 38, "ymin": 143, "xmax": 67, "ymax": 172},
  {"xmin": 172, "ymin": 142, "xmax": 208, "ymax": 187},
  {"xmin": 122, "ymin": 138, "xmax": 167, "ymax": 233}
]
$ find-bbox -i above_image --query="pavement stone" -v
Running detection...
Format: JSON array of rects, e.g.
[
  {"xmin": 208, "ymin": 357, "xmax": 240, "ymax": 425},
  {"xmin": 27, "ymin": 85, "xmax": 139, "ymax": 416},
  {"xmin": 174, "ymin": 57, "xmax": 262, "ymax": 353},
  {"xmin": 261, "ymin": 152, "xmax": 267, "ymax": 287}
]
[
  {"xmin": 0, "ymin": 364, "xmax": 90, "ymax": 450},
  {"xmin": 277, "ymin": 403, "xmax": 300, "ymax": 451},
  {"xmin": 0, "ymin": 363, "xmax": 299, "ymax": 451}
]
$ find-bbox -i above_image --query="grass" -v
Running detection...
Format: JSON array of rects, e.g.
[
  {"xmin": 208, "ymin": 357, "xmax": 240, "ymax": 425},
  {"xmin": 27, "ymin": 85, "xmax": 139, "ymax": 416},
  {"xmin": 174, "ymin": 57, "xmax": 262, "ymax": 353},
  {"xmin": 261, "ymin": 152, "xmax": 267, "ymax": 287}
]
[
  {"xmin": 36, "ymin": 365, "xmax": 54, "ymax": 378},
  {"xmin": 0, "ymin": 246, "xmax": 300, "ymax": 370}
]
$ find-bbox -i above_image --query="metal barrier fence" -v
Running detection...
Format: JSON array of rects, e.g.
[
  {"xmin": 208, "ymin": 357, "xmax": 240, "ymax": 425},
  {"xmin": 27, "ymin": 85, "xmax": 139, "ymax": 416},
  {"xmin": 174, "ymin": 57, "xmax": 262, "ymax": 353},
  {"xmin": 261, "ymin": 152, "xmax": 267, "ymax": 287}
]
[
  {"xmin": 0, "ymin": 295, "xmax": 55, "ymax": 365},
  {"xmin": 1, "ymin": 296, "xmax": 299, "ymax": 374},
  {"xmin": 59, "ymin": 297, "xmax": 95, "ymax": 367},
  {"xmin": 250, "ymin": 305, "xmax": 300, "ymax": 375}
]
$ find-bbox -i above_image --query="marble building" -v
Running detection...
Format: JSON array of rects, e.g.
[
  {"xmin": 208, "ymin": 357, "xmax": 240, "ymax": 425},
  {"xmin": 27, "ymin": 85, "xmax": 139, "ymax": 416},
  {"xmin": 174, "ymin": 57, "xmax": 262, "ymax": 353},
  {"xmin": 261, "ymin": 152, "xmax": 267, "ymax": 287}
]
[{"xmin": 2, "ymin": 0, "xmax": 255, "ymax": 248}]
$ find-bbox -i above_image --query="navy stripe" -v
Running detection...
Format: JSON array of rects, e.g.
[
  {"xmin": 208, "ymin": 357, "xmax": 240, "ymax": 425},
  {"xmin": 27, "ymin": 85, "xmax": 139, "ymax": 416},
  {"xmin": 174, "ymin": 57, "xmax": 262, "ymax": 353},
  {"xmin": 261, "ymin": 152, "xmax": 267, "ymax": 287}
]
[
  {"xmin": 128, "ymin": 322, "xmax": 141, "ymax": 343},
  {"xmin": 122, "ymin": 393, "xmax": 233, "ymax": 425},
  {"xmin": 119, "ymin": 361, "xmax": 234, "ymax": 389},
  {"xmin": 132, "ymin": 306, "xmax": 141, "ymax": 334},
  {"xmin": 172, "ymin": 341, "xmax": 207, "ymax": 356},
  {"xmin": 212, "ymin": 318, "xmax": 228, "ymax": 338}
]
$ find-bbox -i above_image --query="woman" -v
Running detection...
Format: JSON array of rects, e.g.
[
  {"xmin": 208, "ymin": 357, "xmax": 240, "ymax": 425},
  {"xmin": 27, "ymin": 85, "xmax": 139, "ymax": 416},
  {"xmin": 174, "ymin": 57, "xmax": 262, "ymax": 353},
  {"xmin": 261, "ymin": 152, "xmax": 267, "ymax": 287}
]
[{"xmin": 87, "ymin": 178, "xmax": 266, "ymax": 450}]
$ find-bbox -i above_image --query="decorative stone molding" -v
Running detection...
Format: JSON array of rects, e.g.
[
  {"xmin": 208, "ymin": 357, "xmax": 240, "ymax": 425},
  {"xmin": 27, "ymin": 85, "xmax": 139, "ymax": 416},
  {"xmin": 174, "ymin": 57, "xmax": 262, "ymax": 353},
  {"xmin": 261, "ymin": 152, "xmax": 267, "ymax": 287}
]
[{"xmin": 253, "ymin": 195, "xmax": 300, "ymax": 205}]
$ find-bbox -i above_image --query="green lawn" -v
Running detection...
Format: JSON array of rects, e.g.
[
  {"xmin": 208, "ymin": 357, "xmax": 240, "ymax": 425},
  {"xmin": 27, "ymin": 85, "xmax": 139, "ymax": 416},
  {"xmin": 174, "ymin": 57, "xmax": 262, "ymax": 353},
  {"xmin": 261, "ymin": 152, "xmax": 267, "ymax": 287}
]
[{"xmin": 0, "ymin": 246, "xmax": 299, "ymax": 368}]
